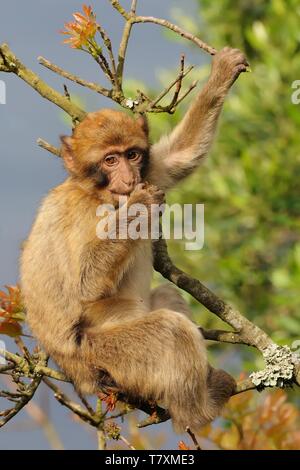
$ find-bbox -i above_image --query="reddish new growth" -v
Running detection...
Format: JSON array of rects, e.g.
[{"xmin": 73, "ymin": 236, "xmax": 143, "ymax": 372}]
[
  {"xmin": 98, "ymin": 392, "xmax": 118, "ymax": 412},
  {"xmin": 0, "ymin": 285, "xmax": 25, "ymax": 337},
  {"xmin": 61, "ymin": 4, "xmax": 99, "ymax": 49}
]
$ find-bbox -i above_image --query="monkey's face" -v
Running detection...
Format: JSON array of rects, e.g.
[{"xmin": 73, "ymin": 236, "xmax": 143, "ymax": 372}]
[{"xmin": 60, "ymin": 109, "xmax": 149, "ymax": 201}]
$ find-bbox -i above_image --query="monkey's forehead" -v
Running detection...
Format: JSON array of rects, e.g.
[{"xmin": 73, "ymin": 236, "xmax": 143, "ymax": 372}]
[
  {"xmin": 78, "ymin": 108, "xmax": 139, "ymax": 131},
  {"xmin": 75, "ymin": 114, "xmax": 146, "ymax": 139},
  {"xmin": 72, "ymin": 112, "xmax": 148, "ymax": 156},
  {"xmin": 75, "ymin": 125, "xmax": 147, "ymax": 143}
]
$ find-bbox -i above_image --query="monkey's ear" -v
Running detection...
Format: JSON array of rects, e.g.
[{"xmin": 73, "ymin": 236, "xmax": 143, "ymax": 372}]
[
  {"xmin": 136, "ymin": 114, "xmax": 149, "ymax": 137},
  {"xmin": 60, "ymin": 136, "xmax": 75, "ymax": 172}
]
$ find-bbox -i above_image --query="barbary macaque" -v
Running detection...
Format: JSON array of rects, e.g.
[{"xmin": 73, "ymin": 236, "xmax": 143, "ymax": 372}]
[{"xmin": 21, "ymin": 48, "xmax": 248, "ymax": 432}]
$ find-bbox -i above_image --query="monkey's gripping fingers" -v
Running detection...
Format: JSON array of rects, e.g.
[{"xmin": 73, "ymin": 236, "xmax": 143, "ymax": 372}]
[
  {"xmin": 210, "ymin": 47, "xmax": 249, "ymax": 90},
  {"xmin": 130, "ymin": 183, "xmax": 165, "ymax": 208}
]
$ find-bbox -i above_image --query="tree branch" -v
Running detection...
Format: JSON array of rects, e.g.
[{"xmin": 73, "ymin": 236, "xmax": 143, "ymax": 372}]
[
  {"xmin": 108, "ymin": 1, "xmax": 216, "ymax": 55},
  {"xmin": 43, "ymin": 378, "xmax": 101, "ymax": 427},
  {"xmin": 200, "ymin": 328, "xmax": 252, "ymax": 346},
  {"xmin": 0, "ymin": 352, "xmax": 48, "ymax": 428},
  {"xmin": 37, "ymin": 138, "xmax": 61, "ymax": 157},
  {"xmin": 0, "ymin": 44, "xmax": 86, "ymax": 123},
  {"xmin": 38, "ymin": 56, "xmax": 112, "ymax": 98},
  {"xmin": 153, "ymin": 238, "xmax": 274, "ymax": 352},
  {"xmin": 132, "ymin": 16, "xmax": 216, "ymax": 55}
]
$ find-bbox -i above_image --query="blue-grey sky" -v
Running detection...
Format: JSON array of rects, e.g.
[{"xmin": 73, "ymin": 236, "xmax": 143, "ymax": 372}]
[{"xmin": 0, "ymin": 0, "xmax": 206, "ymax": 450}]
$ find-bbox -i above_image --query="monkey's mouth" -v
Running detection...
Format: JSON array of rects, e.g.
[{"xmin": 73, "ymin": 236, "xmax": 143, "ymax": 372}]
[{"xmin": 111, "ymin": 191, "xmax": 132, "ymax": 197}]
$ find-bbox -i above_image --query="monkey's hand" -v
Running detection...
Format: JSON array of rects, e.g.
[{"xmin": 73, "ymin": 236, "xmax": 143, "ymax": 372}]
[
  {"xmin": 130, "ymin": 183, "xmax": 165, "ymax": 209},
  {"xmin": 128, "ymin": 183, "xmax": 165, "ymax": 235},
  {"xmin": 210, "ymin": 47, "xmax": 249, "ymax": 90}
]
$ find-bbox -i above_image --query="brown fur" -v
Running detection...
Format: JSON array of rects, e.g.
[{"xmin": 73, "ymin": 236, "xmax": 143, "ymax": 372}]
[{"xmin": 20, "ymin": 48, "xmax": 247, "ymax": 432}]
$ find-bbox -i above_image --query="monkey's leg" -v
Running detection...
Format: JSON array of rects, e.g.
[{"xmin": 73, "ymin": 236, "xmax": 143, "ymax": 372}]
[
  {"xmin": 150, "ymin": 285, "xmax": 235, "ymax": 416},
  {"xmin": 150, "ymin": 283, "xmax": 192, "ymax": 319},
  {"xmin": 80, "ymin": 308, "xmax": 235, "ymax": 432}
]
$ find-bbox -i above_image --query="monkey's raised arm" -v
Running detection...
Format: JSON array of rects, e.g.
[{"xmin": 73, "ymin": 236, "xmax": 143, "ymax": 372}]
[{"xmin": 148, "ymin": 48, "xmax": 248, "ymax": 190}]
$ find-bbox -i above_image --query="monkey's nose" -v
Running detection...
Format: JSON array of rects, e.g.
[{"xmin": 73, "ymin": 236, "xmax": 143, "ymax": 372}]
[{"xmin": 122, "ymin": 180, "xmax": 135, "ymax": 189}]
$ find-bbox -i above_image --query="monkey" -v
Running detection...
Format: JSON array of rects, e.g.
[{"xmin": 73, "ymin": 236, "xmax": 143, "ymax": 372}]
[{"xmin": 20, "ymin": 47, "xmax": 248, "ymax": 432}]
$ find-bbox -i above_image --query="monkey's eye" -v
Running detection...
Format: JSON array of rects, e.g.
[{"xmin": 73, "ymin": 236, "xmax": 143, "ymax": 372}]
[
  {"xmin": 127, "ymin": 149, "xmax": 143, "ymax": 161},
  {"xmin": 104, "ymin": 155, "xmax": 119, "ymax": 166}
]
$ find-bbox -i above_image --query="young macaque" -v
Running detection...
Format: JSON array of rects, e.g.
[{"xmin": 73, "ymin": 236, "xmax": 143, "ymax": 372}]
[{"xmin": 21, "ymin": 48, "xmax": 248, "ymax": 432}]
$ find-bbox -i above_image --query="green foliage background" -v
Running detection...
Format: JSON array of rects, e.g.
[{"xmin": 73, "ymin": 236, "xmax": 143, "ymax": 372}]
[{"xmin": 147, "ymin": 0, "xmax": 300, "ymax": 349}]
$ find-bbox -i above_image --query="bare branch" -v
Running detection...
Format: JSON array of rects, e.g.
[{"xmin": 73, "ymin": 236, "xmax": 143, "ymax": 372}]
[
  {"xmin": 0, "ymin": 375, "xmax": 42, "ymax": 427},
  {"xmin": 0, "ymin": 347, "xmax": 68, "ymax": 382},
  {"xmin": 0, "ymin": 351, "xmax": 48, "ymax": 428},
  {"xmin": 186, "ymin": 426, "xmax": 202, "ymax": 450},
  {"xmin": 38, "ymin": 56, "xmax": 111, "ymax": 98},
  {"xmin": 43, "ymin": 378, "xmax": 100, "ymax": 427},
  {"xmin": 97, "ymin": 427, "xmax": 107, "ymax": 450},
  {"xmin": 167, "ymin": 54, "xmax": 186, "ymax": 109},
  {"xmin": 171, "ymin": 80, "xmax": 198, "ymax": 109},
  {"xmin": 93, "ymin": 49, "xmax": 115, "ymax": 84},
  {"xmin": 116, "ymin": 19, "xmax": 134, "ymax": 88},
  {"xmin": 97, "ymin": 25, "xmax": 118, "ymax": 89},
  {"xmin": 63, "ymin": 84, "xmax": 71, "ymax": 101},
  {"xmin": 0, "ymin": 44, "xmax": 86, "ymax": 122},
  {"xmin": 153, "ymin": 238, "xmax": 274, "ymax": 352},
  {"xmin": 200, "ymin": 328, "xmax": 252, "ymax": 346},
  {"xmin": 119, "ymin": 434, "xmax": 136, "ymax": 450},
  {"xmin": 77, "ymin": 392, "xmax": 96, "ymax": 416},
  {"xmin": 109, "ymin": 0, "xmax": 131, "ymax": 20},
  {"xmin": 147, "ymin": 64, "xmax": 194, "ymax": 112},
  {"xmin": 234, "ymin": 378, "xmax": 257, "ymax": 395},
  {"xmin": 133, "ymin": 16, "xmax": 217, "ymax": 55},
  {"xmin": 37, "ymin": 138, "xmax": 61, "ymax": 157},
  {"xmin": 130, "ymin": 0, "xmax": 138, "ymax": 14}
]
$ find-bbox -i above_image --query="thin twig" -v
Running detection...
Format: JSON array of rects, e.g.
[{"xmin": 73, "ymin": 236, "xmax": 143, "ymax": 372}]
[
  {"xmin": 97, "ymin": 25, "xmax": 118, "ymax": 89},
  {"xmin": 0, "ymin": 352, "xmax": 48, "ymax": 427},
  {"xmin": 120, "ymin": 434, "xmax": 136, "ymax": 450},
  {"xmin": 105, "ymin": 408, "xmax": 130, "ymax": 420},
  {"xmin": 38, "ymin": 56, "xmax": 111, "ymax": 97},
  {"xmin": 77, "ymin": 392, "xmax": 95, "ymax": 416},
  {"xmin": 63, "ymin": 84, "xmax": 71, "ymax": 101},
  {"xmin": 15, "ymin": 336, "xmax": 31, "ymax": 362},
  {"xmin": 109, "ymin": 0, "xmax": 131, "ymax": 20},
  {"xmin": 93, "ymin": 49, "xmax": 115, "ymax": 83},
  {"xmin": 170, "ymin": 80, "xmax": 198, "ymax": 110},
  {"xmin": 0, "ymin": 376, "xmax": 42, "ymax": 427},
  {"xmin": 167, "ymin": 54, "xmax": 186, "ymax": 109},
  {"xmin": 37, "ymin": 139, "xmax": 61, "ymax": 157},
  {"xmin": 131, "ymin": 0, "xmax": 138, "ymax": 14},
  {"xmin": 148, "ymin": 65, "xmax": 194, "ymax": 110},
  {"xmin": 186, "ymin": 426, "xmax": 202, "ymax": 450},
  {"xmin": 43, "ymin": 377, "xmax": 99, "ymax": 426},
  {"xmin": 133, "ymin": 16, "xmax": 217, "ymax": 55},
  {"xmin": 110, "ymin": 0, "xmax": 140, "ymax": 89}
]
